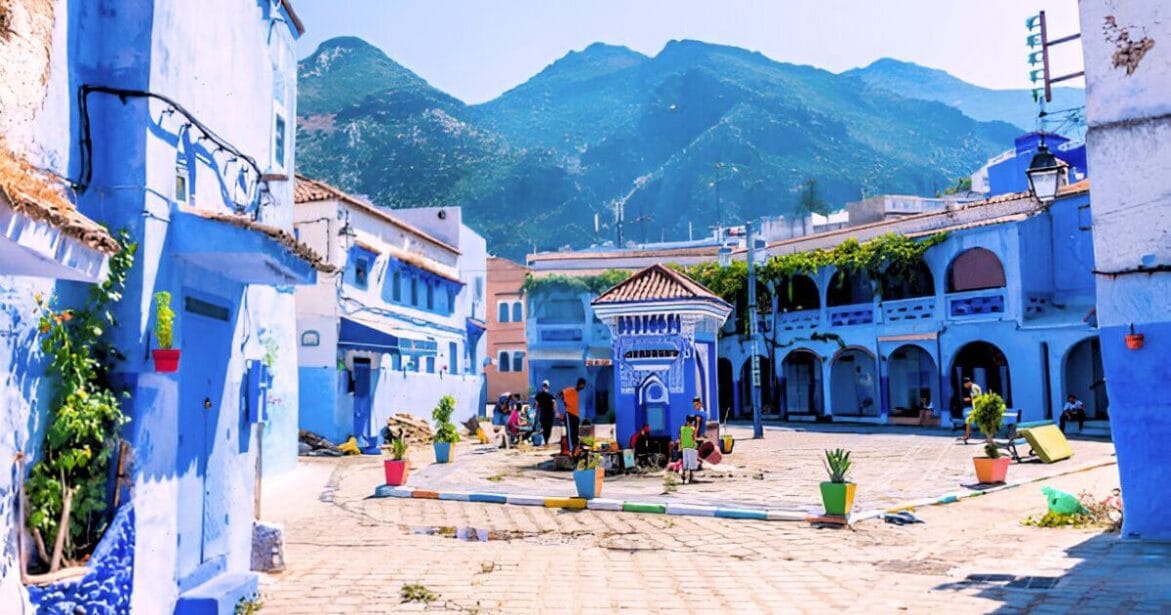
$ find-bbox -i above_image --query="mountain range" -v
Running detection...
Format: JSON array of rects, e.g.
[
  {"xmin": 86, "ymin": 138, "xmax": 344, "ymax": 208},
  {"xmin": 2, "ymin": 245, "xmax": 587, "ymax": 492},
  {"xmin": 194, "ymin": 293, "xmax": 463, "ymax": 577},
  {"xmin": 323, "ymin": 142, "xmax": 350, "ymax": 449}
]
[{"xmin": 296, "ymin": 37, "xmax": 1079, "ymax": 259}]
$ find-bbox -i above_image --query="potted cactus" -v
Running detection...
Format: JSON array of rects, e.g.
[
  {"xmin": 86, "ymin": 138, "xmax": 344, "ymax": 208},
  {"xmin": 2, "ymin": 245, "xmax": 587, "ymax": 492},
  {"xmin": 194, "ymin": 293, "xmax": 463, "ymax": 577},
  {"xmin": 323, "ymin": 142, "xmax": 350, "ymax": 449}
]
[
  {"xmin": 431, "ymin": 395, "xmax": 460, "ymax": 464},
  {"xmin": 152, "ymin": 291, "xmax": 180, "ymax": 372},
  {"xmin": 819, "ymin": 448, "xmax": 855, "ymax": 517},
  {"xmin": 574, "ymin": 453, "xmax": 604, "ymax": 499},
  {"xmin": 383, "ymin": 436, "xmax": 410, "ymax": 486},
  {"xmin": 971, "ymin": 392, "xmax": 1010, "ymax": 484}
]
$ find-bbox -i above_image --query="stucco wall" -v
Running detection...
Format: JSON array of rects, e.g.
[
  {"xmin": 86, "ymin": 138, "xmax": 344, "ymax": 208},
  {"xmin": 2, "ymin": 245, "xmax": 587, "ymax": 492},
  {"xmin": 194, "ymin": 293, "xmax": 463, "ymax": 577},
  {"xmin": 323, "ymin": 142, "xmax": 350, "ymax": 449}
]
[{"xmin": 1079, "ymin": 0, "xmax": 1171, "ymax": 540}]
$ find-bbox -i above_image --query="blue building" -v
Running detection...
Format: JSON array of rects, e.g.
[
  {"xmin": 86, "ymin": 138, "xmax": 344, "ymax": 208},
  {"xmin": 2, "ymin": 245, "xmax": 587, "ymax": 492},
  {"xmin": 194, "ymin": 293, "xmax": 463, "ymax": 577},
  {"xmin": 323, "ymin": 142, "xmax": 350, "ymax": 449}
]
[
  {"xmin": 1078, "ymin": 0, "xmax": 1170, "ymax": 540},
  {"xmin": 293, "ymin": 177, "xmax": 487, "ymax": 447},
  {"xmin": 0, "ymin": 1, "xmax": 333, "ymax": 611},
  {"xmin": 525, "ymin": 246, "xmax": 720, "ymax": 420},
  {"xmin": 590, "ymin": 265, "xmax": 731, "ymax": 445},
  {"xmin": 719, "ymin": 182, "xmax": 1100, "ymax": 429},
  {"xmin": 984, "ymin": 132, "xmax": 1088, "ymax": 197}
]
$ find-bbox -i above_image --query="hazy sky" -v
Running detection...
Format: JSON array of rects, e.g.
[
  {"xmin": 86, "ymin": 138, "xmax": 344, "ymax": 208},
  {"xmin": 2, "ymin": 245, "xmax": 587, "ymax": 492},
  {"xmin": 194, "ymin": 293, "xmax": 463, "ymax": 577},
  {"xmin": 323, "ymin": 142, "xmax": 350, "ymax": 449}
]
[{"xmin": 292, "ymin": 0, "xmax": 1084, "ymax": 104}]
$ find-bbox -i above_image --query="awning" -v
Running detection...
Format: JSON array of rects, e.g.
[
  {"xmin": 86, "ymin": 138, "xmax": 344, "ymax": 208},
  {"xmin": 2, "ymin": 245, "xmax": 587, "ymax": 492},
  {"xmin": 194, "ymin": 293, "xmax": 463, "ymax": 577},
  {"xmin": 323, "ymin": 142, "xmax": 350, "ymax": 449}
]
[
  {"xmin": 171, "ymin": 208, "xmax": 333, "ymax": 286},
  {"xmin": 466, "ymin": 317, "xmax": 486, "ymax": 343},
  {"xmin": 339, "ymin": 317, "xmax": 438, "ymax": 354}
]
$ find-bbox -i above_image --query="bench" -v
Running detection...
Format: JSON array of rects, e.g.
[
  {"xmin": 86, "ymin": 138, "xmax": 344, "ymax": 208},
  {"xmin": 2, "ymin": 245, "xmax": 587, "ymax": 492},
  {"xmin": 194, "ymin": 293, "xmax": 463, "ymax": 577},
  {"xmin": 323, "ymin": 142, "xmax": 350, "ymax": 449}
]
[{"xmin": 996, "ymin": 417, "xmax": 1056, "ymax": 462}]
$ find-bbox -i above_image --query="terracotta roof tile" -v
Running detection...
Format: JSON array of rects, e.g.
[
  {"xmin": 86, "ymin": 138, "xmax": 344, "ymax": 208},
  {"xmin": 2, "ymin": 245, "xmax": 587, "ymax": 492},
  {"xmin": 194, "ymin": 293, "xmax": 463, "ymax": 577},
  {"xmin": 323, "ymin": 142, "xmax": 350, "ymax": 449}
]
[
  {"xmin": 187, "ymin": 208, "xmax": 338, "ymax": 274},
  {"xmin": 593, "ymin": 264, "xmax": 727, "ymax": 305},
  {"xmin": 0, "ymin": 145, "xmax": 119, "ymax": 255},
  {"xmin": 293, "ymin": 174, "xmax": 459, "ymax": 255}
]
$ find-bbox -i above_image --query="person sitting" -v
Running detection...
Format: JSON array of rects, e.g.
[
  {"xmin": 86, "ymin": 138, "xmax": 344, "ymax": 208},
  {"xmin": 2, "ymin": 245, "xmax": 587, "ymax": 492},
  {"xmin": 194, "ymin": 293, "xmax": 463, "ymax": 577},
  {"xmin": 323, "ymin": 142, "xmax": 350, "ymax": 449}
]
[
  {"xmin": 1060, "ymin": 394, "xmax": 1086, "ymax": 433},
  {"xmin": 629, "ymin": 424, "xmax": 652, "ymax": 463}
]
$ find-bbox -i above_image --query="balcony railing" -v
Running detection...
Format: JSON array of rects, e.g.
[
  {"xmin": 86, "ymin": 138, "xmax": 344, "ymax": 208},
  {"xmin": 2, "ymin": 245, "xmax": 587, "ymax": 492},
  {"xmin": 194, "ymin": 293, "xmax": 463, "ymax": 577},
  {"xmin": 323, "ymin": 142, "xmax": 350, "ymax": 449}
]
[
  {"xmin": 881, "ymin": 296, "xmax": 936, "ymax": 323},
  {"xmin": 827, "ymin": 303, "xmax": 875, "ymax": 326},
  {"xmin": 539, "ymin": 327, "xmax": 584, "ymax": 342},
  {"xmin": 947, "ymin": 289, "xmax": 1006, "ymax": 319},
  {"xmin": 774, "ymin": 309, "xmax": 820, "ymax": 331}
]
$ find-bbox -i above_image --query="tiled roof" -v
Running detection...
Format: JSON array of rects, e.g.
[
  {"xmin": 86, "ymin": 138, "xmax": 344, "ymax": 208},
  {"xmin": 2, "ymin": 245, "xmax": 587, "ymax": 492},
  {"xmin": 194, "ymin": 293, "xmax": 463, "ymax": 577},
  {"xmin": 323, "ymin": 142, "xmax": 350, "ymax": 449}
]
[
  {"xmin": 593, "ymin": 264, "xmax": 727, "ymax": 305},
  {"xmin": 188, "ymin": 208, "xmax": 338, "ymax": 274},
  {"xmin": 0, "ymin": 145, "xmax": 119, "ymax": 255},
  {"xmin": 293, "ymin": 174, "xmax": 459, "ymax": 255}
]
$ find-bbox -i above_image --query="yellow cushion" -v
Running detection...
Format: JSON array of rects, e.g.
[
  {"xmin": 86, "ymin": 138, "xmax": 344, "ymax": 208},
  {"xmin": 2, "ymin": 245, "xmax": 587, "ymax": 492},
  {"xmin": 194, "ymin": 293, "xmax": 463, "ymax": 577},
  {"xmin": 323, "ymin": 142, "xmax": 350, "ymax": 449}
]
[{"xmin": 1021, "ymin": 424, "xmax": 1073, "ymax": 463}]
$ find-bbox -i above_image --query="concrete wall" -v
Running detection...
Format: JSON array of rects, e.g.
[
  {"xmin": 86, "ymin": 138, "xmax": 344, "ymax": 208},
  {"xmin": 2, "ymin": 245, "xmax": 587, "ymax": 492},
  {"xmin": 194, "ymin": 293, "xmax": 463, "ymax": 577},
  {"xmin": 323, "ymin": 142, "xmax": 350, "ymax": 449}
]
[{"xmin": 1079, "ymin": 0, "xmax": 1171, "ymax": 540}]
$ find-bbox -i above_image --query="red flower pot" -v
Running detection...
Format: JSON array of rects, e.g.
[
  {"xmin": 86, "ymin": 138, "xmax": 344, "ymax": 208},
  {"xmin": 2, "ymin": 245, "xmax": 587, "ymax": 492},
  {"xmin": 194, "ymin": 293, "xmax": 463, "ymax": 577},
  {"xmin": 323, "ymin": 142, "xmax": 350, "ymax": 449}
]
[
  {"xmin": 153, "ymin": 349, "xmax": 180, "ymax": 373},
  {"xmin": 383, "ymin": 459, "xmax": 410, "ymax": 486},
  {"xmin": 1125, "ymin": 333, "xmax": 1145, "ymax": 350},
  {"xmin": 973, "ymin": 456, "xmax": 1011, "ymax": 484}
]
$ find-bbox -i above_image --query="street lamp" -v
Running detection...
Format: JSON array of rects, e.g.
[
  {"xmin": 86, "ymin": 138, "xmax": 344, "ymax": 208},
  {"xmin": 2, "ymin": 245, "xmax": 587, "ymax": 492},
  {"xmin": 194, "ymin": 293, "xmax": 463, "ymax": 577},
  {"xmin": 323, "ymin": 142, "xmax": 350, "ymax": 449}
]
[{"xmin": 1026, "ymin": 140, "xmax": 1063, "ymax": 204}]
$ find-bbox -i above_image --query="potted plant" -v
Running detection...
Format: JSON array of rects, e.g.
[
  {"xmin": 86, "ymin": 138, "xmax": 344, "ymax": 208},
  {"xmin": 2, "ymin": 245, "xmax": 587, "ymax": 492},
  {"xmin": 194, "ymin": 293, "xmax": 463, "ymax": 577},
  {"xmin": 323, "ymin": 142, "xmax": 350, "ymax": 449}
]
[
  {"xmin": 431, "ymin": 395, "xmax": 460, "ymax": 464},
  {"xmin": 1125, "ymin": 324, "xmax": 1144, "ymax": 350},
  {"xmin": 383, "ymin": 436, "xmax": 410, "ymax": 486},
  {"xmin": 151, "ymin": 291, "xmax": 179, "ymax": 372},
  {"xmin": 819, "ymin": 448, "xmax": 855, "ymax": 517},
  {"xmin": 574, "ymin": 453, "xmax": 604, "ymax": 499},
  {"xmin": 970, "ymin": 392, "xmax": 1010, "ymax": 484}
]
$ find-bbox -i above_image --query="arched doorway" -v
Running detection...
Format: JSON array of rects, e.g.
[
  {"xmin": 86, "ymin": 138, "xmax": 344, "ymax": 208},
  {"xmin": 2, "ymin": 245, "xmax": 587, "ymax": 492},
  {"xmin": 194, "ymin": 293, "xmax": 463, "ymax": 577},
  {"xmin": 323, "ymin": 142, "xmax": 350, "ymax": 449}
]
[
  {"xmin": 887, "ymin": 345, "xmax": 938, "ymax": 415},
  {"xmin": 1063, "ymin": 337, "xmax": 1108, "ymax": 419},
  {"xmin": 594, "ymin": 367, "xmax": 614, "ymax": 421},
  {"xmin": 781, "ymin": 349, "xmax": 823, "ymax": 417},
  {"xmin": 947, "ymin": 248, "xmax": 1006, "ymax": 292},
  {"xmin": 777, "ymin": 275, "xmax": 821, "ymax": 312},
  {"xmin": 739, "ymin": 356, "xmax": 775, "ymax": 417},
  {"xmin": 717, "ymin": 358, "xmax": 734, "ymax": 421},
  {"xmin": 950, "ymin": 341, "xmax": 1011, "ymax": 418},
  {"xmin": 882, "ymin": 260, "xmax": 935, "ymax": 300},
  {"xmin": 830, "ymin": 348, "xmax": 879, "ymax": 417},
  {"xmin": 827, "ymin": 269, "xmax": 873, "ymax": 307}
]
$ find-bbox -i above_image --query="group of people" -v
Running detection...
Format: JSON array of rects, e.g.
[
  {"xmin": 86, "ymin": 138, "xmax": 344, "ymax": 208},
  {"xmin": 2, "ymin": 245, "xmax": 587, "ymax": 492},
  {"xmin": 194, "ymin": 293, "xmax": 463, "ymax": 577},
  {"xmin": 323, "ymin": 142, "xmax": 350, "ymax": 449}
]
[
  {"xmin": 494, "ymin": 377, "xmax": 588, "ymax": 449},
  {"xmin": 957, "ymin": 376, "xmax": 1089, "ymax": 442},
  {"xmin": 626, "ymin": 397, "xmax": 711, "ymax": 483}
]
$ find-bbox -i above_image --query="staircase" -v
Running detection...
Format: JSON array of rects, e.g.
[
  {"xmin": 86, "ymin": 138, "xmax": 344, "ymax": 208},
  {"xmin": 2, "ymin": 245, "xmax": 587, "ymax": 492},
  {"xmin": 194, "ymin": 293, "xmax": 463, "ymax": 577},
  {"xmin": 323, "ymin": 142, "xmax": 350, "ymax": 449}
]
[{"xmin": 1076, "ymin": 419, "xmax": 1112, "ymax": 439}]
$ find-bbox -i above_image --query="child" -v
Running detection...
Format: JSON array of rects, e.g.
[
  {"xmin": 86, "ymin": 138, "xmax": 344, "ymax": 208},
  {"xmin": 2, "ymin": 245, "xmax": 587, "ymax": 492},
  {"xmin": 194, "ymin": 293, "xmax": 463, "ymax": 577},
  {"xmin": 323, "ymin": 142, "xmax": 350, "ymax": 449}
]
[{"xmin": 679, "ymin": 416, "xmax": 699, "ymax": 484}]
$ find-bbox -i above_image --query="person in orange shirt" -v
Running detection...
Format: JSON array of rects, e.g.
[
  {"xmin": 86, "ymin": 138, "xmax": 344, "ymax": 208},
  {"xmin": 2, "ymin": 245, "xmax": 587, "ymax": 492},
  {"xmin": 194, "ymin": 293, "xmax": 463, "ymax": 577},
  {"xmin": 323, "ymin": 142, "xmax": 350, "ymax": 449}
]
[{"xmin": 559, "ymin": 378, "xmax": 587, "ymax": 451}]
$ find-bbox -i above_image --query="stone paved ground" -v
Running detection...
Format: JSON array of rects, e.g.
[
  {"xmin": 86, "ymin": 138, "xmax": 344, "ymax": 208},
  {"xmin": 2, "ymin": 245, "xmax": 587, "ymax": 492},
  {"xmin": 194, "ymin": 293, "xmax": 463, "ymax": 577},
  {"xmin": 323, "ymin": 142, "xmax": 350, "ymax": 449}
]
[
  {"xmin": 411, "ymin": 424, "xmax": 1118, "ymax": 512},
  {"xmin": 258, "ymin": 428, "xmax": 1171, "ymax": 614}
]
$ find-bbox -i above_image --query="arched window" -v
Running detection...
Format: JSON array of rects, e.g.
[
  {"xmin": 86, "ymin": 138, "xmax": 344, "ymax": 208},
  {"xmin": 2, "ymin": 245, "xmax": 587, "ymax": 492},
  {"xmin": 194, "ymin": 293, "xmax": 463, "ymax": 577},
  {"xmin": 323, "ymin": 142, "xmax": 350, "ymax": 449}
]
[
  {"xmin": 777, "ymin": 275, "xmax": 820, "ymax": 312},
  {"xmin": 498, "ymin": 351, "xmax": 510, "ymax": 372},
  {"xmin": 882, "ymin": 259, "xmax": 935, "ymax": 300},
  {"xmin": 947, "ymin": 248, "xmax": 1006, "ymax": 292},
  {"xmin": 511, "ymin": 301, "xmax": 523, "ymax": 322},
  {"xmin": 826, "ymin": 269, "xmax": 873, "ymax": 307},
  {"xmin": 498, "ymin": 302, "xmax": 510, "ymax": 323},
  {"xmin": 512, "ymin": 352, "xmax": 525, "ymax": 373}
]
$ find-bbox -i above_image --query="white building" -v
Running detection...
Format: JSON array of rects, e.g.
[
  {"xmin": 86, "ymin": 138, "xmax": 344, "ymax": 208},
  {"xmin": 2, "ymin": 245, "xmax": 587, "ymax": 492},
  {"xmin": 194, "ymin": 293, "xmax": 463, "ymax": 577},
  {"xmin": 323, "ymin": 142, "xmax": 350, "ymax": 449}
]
[{"xmin": 293, "ymin": 177, "xmax": 487, "ymax": 446}]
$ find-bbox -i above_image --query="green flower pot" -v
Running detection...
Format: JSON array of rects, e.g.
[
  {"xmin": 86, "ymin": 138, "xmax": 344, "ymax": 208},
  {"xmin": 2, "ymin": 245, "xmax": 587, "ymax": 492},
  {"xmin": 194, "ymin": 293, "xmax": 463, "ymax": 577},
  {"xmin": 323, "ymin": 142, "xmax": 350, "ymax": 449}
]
[{"xmin": 819, "ymin": 481, "xmax": 856, "ymax": 517}]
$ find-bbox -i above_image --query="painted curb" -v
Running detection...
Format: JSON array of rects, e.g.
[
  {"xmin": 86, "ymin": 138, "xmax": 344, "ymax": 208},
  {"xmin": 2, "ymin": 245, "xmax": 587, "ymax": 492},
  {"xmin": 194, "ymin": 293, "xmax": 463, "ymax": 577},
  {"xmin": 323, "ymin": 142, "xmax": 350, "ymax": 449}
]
[
  {"xmin": 853, "ymin": 458, "xmax": 1119, "ymax": 522},
  {"xmin": 371, "ymin": 484, "xmax": 811, "ymax": 521}
]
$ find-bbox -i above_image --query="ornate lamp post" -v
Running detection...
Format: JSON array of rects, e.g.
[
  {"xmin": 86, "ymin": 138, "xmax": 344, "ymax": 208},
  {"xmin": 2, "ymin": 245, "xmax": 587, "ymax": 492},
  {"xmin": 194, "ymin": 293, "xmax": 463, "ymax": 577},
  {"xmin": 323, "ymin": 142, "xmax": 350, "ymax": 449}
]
[{"xmin": 1026, "ymin": 139, "xmax": 1064, "ymax": 204}]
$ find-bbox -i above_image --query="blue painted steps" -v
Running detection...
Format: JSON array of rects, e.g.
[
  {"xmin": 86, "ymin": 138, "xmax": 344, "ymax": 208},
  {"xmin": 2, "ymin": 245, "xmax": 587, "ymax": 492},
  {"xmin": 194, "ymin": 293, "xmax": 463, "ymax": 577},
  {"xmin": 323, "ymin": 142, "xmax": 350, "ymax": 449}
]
[{"xmin": 174, "ymin": 572, "xmax": 258, "ymax": 615}]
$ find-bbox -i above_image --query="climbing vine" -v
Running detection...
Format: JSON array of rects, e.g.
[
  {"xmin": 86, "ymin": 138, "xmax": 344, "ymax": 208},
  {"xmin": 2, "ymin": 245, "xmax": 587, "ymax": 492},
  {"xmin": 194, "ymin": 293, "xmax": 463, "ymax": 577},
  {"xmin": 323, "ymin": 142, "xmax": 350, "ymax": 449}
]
[{"xmin": 27, "ymin": 231, "xmax": 136, "ymax": 570}]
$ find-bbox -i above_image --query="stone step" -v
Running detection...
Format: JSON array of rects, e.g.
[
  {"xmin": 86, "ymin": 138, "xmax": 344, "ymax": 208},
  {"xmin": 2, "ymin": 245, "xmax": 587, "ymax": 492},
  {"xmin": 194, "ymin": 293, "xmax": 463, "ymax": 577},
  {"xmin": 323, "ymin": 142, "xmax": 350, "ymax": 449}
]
[{"xmin": 174, "ymin": 572, "xmax": 258, "ymax": 615}]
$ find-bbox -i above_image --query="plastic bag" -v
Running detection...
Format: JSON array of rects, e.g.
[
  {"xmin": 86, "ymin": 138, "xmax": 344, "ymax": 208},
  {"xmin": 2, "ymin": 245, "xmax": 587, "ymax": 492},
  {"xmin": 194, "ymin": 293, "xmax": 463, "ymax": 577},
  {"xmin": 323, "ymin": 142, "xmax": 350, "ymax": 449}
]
[{"xmin": 1042, "ymin": 486, "xmax": 1085, "ymax": 515}]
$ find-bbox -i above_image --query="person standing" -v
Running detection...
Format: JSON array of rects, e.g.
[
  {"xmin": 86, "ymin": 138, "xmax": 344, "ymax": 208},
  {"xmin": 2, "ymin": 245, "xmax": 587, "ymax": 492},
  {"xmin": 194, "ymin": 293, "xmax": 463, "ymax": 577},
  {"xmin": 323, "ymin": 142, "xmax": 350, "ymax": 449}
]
[
  {"xmin": 560, "ymin": 378, "xmax": 587, "ymax": 451},
  {"xmin": 679, "ymin": 416, "xmax": 699, "ymax": 484},
  {"xmin": 960, "ymin": 377, "xmax": 983, "ymax": 444},
  {"xmin": 1061, "ymin": 394, "xmax": 1086, "ymax": 433},
  {"xmin": 534, "ymin": 380, "xmax": 557, "ymax": 446}
]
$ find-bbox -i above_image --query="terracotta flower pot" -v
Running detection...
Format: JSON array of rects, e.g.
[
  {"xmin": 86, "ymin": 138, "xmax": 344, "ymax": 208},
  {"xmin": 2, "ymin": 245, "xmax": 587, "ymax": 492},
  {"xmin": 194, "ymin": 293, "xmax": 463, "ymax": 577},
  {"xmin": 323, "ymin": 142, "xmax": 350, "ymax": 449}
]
[
  {"xmin": 574, "ymin": 467, "xmax": 603, "ymax": 499},
  {"xmin": 1125, "ymin": 333, "xmax": 1145, "ymax": 350},
  {"xmin": 973, "ymin": 456, "xmax": 1011, "ymax": 484},
  {"xmin": 383, "ymin": 459, "xmax": 410, "ymax": 486},
  {"xmin": 433, "ymin": 442, "xmax": 453, "ymax": 464},
  {"xmin": 819, "ymin": 481, "xmax": 856, "ymax": 517},
  {"xmin": 152, "ymin": 348, "xmax": 180, "ymax": 373}
]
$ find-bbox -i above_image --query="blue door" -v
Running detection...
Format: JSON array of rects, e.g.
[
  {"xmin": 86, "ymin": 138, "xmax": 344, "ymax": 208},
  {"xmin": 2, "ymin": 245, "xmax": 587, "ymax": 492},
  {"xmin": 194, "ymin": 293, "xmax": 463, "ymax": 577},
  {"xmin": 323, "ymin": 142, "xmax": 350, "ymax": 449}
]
[
  {"xmin": 351, "ymin": 358, "xmax": 375, "ymax": 450},
  {"xmin": 176, "ymin": 294, "xmax": 233, "ymax": 587}
]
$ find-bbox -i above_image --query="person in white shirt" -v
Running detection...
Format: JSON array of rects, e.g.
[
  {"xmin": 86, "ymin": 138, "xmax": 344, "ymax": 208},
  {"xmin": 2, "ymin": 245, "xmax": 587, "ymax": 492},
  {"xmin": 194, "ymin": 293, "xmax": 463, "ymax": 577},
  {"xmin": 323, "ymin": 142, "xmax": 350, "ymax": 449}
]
[{"xmin": 1060, "ymin": 394, "xmax": 1086, "ymax": 433}]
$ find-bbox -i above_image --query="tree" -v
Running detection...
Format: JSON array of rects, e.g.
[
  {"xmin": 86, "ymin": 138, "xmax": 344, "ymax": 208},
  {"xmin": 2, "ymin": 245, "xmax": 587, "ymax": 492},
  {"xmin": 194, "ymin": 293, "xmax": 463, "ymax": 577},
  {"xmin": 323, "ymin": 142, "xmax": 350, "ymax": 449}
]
[{"xmin": 797, "ymin": 178, "xmax": 830, "ymax": 215}]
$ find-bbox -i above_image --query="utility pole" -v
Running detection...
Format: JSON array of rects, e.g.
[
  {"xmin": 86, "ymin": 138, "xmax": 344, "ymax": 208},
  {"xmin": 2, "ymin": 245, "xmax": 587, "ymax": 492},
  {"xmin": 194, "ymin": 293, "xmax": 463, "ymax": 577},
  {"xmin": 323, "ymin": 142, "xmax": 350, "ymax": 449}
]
[{"xmin": 746, "ymin": 220, "xmax": 763, "ymax": 439}]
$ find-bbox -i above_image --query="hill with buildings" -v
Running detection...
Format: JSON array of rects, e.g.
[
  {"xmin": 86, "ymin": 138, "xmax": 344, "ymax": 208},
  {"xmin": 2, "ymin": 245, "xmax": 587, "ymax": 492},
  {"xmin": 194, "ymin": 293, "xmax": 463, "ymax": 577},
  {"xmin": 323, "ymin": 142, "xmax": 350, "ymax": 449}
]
[{"xmin": 296, "ymin": 37, "xmax": 1022, "ymax": 258}]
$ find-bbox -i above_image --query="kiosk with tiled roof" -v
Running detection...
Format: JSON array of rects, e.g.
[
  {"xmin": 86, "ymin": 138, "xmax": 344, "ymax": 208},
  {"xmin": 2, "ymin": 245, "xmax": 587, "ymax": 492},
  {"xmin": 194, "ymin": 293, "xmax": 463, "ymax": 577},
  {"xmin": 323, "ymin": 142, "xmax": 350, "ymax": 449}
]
[{"xmin": 591, "ymin": 264, "xmax": 732, "ymax": 446}]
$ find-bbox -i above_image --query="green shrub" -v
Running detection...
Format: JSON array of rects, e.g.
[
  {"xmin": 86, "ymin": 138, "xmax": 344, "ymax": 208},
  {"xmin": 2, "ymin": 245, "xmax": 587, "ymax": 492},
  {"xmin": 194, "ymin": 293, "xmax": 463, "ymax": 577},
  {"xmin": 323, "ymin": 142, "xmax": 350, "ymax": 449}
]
[
  {"xmin": 153, "ymin": 291, "xmax": 175, "ymax": 349},
  {"xmin": 389, "ymin": 436, "xmax": 408, "ymax": 461},
  {"xmin": 576, "ymin": 452, "xmax": 602, "ymax": 471},
  {"xmin": 431, "ymin": 395, "xmax": 461, "ymax": 444},
  {"xmin": 971, "ymin": 392, "xmax": 1007, "ymax": 458}
]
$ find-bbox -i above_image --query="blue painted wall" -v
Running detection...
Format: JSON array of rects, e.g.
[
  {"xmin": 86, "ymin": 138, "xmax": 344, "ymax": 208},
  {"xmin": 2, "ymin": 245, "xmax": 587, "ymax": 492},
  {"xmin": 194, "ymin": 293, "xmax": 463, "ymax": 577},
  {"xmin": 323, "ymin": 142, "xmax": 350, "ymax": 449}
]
[{"xmin": 987, "ymin": 132, "xmax": 1088, "ymax": 197}]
